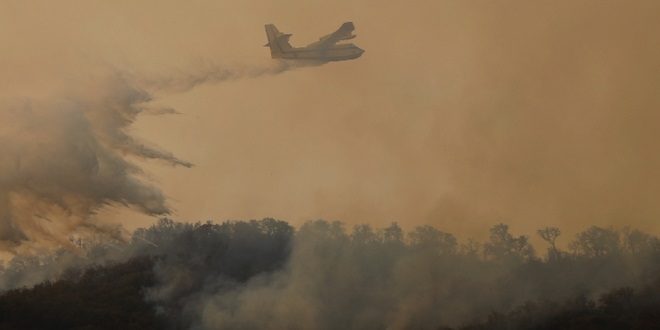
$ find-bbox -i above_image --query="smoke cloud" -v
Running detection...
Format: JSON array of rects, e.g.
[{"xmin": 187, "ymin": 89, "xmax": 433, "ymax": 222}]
[{"xmin": 0, "ymin": 73, "xmax": 191, "ymax": 251}]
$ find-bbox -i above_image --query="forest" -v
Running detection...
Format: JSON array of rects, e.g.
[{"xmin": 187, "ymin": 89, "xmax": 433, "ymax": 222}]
[{"xmin": 0, "ymin": 218, "xmax": 659, "ymax": 329}]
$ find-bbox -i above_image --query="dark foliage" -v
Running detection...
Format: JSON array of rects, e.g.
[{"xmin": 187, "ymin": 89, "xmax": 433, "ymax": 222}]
[
  {"xmin": 136, "ymin": 218, "xmax": 294, "ymax": 328},
  {"xmin": 0, "ymin": 257, "xmax": 162, "ymax": 330},
  {"xmin": 0, "ymin": 218, "xmax": 294, "ymax": 330},
  {"xmin": 461, "ymin": 280, "xmax": 660, "ymax": 330}
]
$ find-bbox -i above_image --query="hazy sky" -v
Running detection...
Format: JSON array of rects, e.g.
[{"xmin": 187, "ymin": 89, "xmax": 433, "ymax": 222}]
[{"xmin": 2, "ymin": 0, "xmax": 660, "ymax": 245}]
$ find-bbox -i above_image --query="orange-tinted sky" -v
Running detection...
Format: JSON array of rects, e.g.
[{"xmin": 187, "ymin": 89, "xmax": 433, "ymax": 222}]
[{"xmin": 2, "ymin": 0, "xmax": 660, "ymax": 244}]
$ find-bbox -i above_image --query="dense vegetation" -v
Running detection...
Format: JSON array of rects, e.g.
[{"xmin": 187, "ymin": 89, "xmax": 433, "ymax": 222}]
[
  {"xmin": 0, "ymin": 218, "xmax": 658, "ymax": 329},
  {"xmin": 462, "ymin": 281, "xmax": 660, "ymax": 330},
  {"xmin": 0, "ymin": 257, "xmax": 161, "ymax": 329}
]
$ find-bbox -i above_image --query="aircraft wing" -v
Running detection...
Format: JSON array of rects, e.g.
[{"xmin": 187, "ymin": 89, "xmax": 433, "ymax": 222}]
[{"xmin": 312, "ymin": 22, "xmax": 356, "ymax": 48}]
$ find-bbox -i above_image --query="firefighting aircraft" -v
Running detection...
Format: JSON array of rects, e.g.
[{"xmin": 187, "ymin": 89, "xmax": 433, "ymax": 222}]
[{"xmin": 264, "ymin": 22, "xmax": 364, "ymax": 61}]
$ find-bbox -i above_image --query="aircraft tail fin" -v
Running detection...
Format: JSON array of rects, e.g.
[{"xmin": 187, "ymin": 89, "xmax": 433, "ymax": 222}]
[{"xmin": 264, "ymin": 24, "xmax": 293, "ymax": 58}]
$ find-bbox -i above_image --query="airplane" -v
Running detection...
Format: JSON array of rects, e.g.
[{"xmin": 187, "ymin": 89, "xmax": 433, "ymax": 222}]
[{"xmin": 264, "ymin": 22, "xmax": 364, "ymax": 62}]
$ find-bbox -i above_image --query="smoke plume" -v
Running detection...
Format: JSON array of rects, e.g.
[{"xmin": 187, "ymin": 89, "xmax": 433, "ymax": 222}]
[{"xmin": 0, "ymin": 73, "xmax": 190, "ymax": 251}]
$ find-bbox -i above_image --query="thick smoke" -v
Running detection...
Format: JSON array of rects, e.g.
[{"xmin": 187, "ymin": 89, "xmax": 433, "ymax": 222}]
[
  {"xmin": 0, "ymin": 73, "xmax": 190, "ymax": 251},
  {"xmin": 189, "ymin": 222, "xmax": 660, "ymax": 329}
]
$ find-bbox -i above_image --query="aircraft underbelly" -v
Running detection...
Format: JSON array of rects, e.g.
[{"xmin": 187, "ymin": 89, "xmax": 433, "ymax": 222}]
[{"xmin": 282, "ymin": 47, "xmax": 362, "ymax": 61}]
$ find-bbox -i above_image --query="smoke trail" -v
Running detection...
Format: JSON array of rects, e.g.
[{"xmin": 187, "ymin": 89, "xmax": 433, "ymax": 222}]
[{"xmin": 135, "ymin": 59, "xmax": 324, "ymax": 93}]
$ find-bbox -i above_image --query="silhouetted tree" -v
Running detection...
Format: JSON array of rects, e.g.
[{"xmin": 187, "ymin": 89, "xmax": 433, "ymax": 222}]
[
  {"xmin": 538, "ymin": 226, "xmax": 561, "ymax": 260},
  {"xmin": 351, "ymin": 224, "xmax": 380, "ymax": 245},
  {"xmin": 383, "ymin": 222, "xmax": 404, "ymax": 244},
  {"xmin": 484, "ymin": 223, "xmax": 535, "ymax": 261},
  {"xmin": 570, "ymin": 226, "xmax": 620, "ymax": 257},
  {"xmin": 408, "ymin": 225, "xmax": 457, "ymax": 255},
  {"xmin": 621, "ymin": 227, "xmax": 659, "ymax": 255}
]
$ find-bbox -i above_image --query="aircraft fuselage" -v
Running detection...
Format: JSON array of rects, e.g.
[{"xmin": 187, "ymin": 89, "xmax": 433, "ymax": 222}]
[{"xmin": 278, "ymin": 45, "xmax": 364, "ymax": 61}]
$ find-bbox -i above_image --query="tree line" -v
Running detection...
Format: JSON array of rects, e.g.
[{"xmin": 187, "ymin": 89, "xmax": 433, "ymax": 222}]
[{"xmin": 0, "ymin": 218, "xmax": 658, "ymax": 329}]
